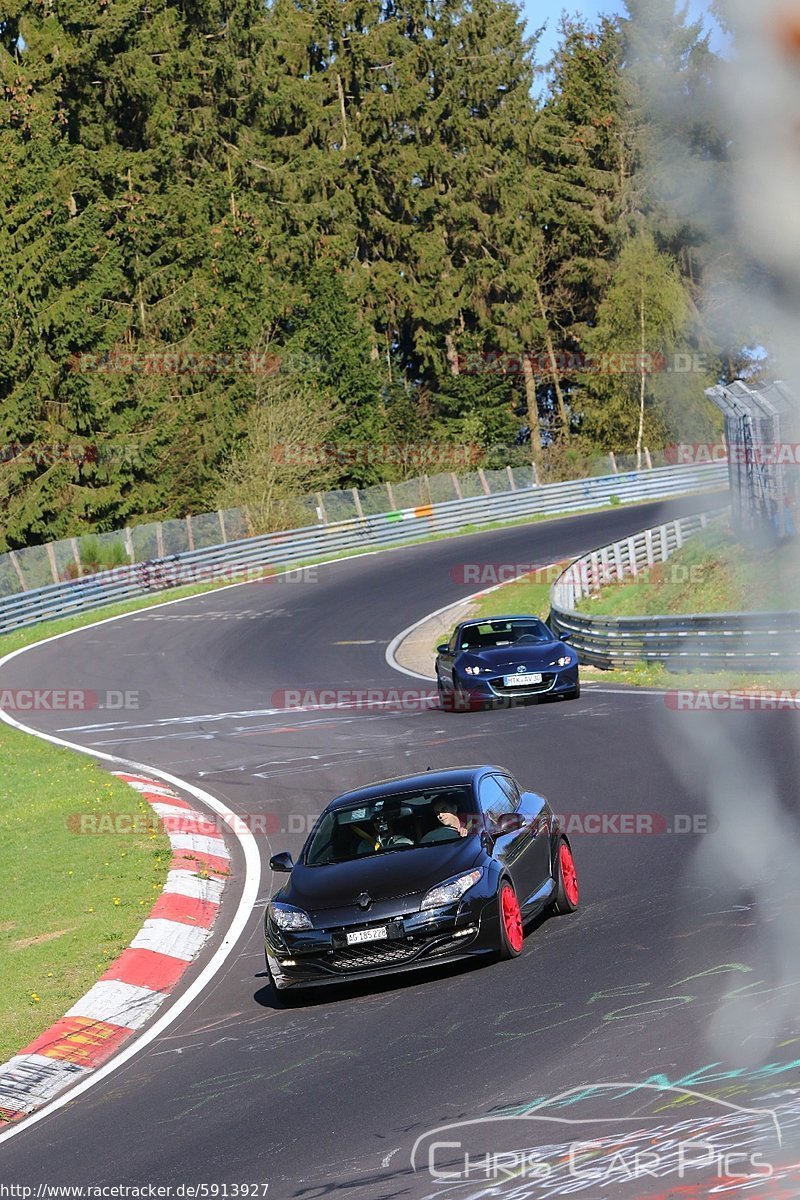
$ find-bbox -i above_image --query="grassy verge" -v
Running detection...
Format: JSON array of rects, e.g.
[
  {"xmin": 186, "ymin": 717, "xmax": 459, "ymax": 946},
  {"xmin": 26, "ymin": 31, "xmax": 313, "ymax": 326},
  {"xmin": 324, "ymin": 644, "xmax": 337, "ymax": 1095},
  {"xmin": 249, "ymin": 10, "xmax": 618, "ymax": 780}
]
[
  {"xmin": 577, "ymin": 525, "xmax": 800, "ymax": 617},
  {"xmin": 0, "ymin": 728, "xmax": 171, "ymax": 1064}
]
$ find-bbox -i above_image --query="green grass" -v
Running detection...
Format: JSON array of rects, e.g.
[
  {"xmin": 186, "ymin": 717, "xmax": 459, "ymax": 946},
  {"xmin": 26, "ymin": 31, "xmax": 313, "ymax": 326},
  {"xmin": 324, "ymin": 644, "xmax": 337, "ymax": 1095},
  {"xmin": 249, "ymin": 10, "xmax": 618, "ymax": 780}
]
[
  {"xmin": 576, "ymin": 526, "xmax": 800, "ymax": 618},
  {"xmin": 0, "ymin": 727, "xmax": 171, "ymax": 1066}
]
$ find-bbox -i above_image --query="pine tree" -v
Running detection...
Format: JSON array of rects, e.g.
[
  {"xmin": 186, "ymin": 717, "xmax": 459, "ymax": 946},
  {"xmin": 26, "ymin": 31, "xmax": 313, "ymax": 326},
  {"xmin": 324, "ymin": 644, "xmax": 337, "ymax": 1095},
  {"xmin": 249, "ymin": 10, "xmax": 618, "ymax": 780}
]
[
  {"xmin": 0, "ymin": 10, "xmax": 134, "ymax": 548},
  {"xmin": 518, "ymin": 17, "xmax": 626, "ymax": 444}
]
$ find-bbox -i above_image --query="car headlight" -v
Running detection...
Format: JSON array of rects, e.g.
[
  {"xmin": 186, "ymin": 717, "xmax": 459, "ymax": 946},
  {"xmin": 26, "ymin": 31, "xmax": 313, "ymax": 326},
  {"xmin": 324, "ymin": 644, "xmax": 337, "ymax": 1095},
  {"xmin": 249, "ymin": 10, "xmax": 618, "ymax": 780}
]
[
  {"xmin": 421, "ymin": 868, "xmax": 484, "ymax": 910},
  {"xmin": 463, "ymin": 665, "xmax": 481, "ymax": 676},
  {"xmin": 268, "ymin": 902, "xmax": 313, "ymax": 931},
  {"xmin": 556, "ymin": 656, "xmax": 574, "ymax": 667}
]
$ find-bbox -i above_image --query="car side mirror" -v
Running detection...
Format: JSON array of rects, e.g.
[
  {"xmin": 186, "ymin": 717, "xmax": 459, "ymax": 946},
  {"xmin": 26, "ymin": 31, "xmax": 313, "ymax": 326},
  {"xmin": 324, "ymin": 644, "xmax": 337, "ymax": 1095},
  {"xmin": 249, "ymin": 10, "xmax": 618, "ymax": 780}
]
[
  {"xmin": 480, "ymin": 829, "xmax": 494, "ymax": 853},
  {"xmin": 559, "ymin": 633, "xmax": 572, "ymax": 642},
  {"xmin": 269, "ymin": 851, "xmax": 294, "ymax": 873},
  {"xmin": 436, "ymin": 643, "xmax": 449, "ymax": 655}
]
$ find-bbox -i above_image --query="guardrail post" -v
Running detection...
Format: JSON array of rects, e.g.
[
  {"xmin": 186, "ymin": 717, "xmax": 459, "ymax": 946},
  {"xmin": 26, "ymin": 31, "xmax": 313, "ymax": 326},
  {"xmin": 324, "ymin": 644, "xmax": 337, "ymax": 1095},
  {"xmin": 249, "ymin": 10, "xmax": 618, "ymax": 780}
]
[
  {"xmin": 609, "ymin": 452, "xmax": 618, "ymax": 474},
  {"xmin": 70, "ymin": 537, "xmax": 82, "ymax": 572},
  {"xmin": 123, "ymin": 528, "xmax": 134, "ymax": 562},
  {"xmin": 217, "ymin": 511, "xmax": 227, "ymax": 543},
  {"xmin": 675, "ymin": 521, "xmax": 684, "ymax": 550},
  {"xmin": 186, "ymin": 516, "xmax": 195, "ymax": 552},
  {"xmin": 385, "ymin": 482, "xmax": 396, "ymax": 510},
  {"xmin": 613, "ymin": 542, "xmax": 623, "ymax": 581},
  {"xmin": 644, "ymin": 446, "xmax": 652, "ymax": 469},
  {"xmin": 659, "ymin": 524, "xmax": 669, "ymax": 561},
  {"xmin": 155, "ymin": 522, "xmax": 165, "ymax": 558},
  {"xmin": 628, "ymin": 536, "xmax": 638, "ymax": 576},
  {"xmin": 450, "ymin": 473, "xmax": 463, "ymax": 501},
  {"xmin": 569, "ymin": 565, "xmax": 579, "ymax": 605},
  {"xmin": 506, "ymin": 466, "xmax": 516, "ymax": 491},
  {"xmin": 477, "ymin": 468, "xmax": 491, "ymax": 496},
  {"xmin": 645, "ymin": 529, "xmax": 655, "ymax": 567}
]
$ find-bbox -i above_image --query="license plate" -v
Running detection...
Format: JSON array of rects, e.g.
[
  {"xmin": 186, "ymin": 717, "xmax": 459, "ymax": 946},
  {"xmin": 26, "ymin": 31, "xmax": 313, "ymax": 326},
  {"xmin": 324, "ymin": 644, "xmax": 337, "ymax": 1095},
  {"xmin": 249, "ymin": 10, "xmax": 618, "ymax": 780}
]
[
  {"xmin": 504, "ymin": 672, "xmax": 542, "ymax": 687},
  {"xmin": 346, "ymin": 926, "xmax": 387, "ymax": 945}
]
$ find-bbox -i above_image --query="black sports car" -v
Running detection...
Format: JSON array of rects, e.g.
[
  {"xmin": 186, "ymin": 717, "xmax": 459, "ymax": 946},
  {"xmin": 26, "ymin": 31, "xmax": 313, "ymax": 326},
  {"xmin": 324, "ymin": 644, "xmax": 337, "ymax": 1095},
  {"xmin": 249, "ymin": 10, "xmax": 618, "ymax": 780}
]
[
  {"xmin": 435, "ymin": 614, "xmax": 580, "ymax": 710},
  {"xmin": 264, "ymin": 765, "xmax": 578, "ymax": 990}
]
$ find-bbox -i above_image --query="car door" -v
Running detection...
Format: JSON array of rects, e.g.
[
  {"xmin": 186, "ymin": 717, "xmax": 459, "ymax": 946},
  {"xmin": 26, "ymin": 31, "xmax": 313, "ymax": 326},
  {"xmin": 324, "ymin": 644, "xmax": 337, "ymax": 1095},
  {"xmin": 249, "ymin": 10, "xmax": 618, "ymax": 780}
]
[
  {"xmin": 478, "ymin": 773, "xmax": 538, "ymax": 906},
  {"xmin": 436, "ymin": 626, "xmax": 460, "ymax": 688},
  {"xmin": 499, "ymin": 774, "xmax": 552, "ymax": 902}
]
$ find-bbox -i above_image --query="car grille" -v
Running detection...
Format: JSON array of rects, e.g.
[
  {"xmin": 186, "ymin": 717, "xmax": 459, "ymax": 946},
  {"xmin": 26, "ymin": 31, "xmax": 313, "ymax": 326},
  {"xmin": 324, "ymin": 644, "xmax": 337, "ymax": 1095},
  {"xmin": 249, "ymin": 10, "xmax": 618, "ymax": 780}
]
[
  {"xmin": 490, "ymin": 673, "xmax": 556, "ymax": 696},
  {"xmin": 327, "ymin": 942, "xmax": 420, "ymax": 971}
]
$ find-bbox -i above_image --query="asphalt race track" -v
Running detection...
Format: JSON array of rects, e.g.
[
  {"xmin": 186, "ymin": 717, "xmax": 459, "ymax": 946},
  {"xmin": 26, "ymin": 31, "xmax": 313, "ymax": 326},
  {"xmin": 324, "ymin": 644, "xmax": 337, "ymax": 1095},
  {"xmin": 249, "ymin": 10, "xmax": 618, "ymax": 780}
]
[{"xmin": 3, "ymin": 494, "xmax": 800, "ymax": 1200}]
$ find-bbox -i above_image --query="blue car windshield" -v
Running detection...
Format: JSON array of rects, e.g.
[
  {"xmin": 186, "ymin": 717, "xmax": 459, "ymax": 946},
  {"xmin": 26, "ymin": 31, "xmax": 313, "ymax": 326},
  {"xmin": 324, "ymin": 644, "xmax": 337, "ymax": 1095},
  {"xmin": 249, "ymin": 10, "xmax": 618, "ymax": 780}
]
[
  {"xmin": 304, "ymin": 786, "xmax": 480, "ymax": 866},
  {"xmin": 460, "ymin": 619, "xmax": 551, "ymax": 650}
]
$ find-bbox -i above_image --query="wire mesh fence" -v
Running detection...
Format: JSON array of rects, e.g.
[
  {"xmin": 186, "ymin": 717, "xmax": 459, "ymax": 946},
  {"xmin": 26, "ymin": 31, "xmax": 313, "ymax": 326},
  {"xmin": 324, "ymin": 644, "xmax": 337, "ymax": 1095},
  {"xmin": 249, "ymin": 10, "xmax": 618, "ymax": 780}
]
[{"xmin": 0, "ymin": 448, "xmax": 680, "ymax": 596}]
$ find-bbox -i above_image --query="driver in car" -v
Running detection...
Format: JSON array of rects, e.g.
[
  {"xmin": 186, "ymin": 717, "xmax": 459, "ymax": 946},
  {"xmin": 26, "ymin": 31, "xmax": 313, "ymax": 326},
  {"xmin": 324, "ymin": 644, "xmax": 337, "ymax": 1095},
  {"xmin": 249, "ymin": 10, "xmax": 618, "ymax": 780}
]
[{"xmin": 434, "ymin": 799, "xmax": 470, "ymax": 837}]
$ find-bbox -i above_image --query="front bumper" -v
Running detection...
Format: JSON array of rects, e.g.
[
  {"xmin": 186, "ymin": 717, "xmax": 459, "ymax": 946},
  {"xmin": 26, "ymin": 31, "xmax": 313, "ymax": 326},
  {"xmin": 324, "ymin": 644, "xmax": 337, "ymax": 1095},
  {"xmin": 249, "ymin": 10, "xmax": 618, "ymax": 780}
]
[
  {"xmin": 265, "ymin": 895, "xmax": 499, "ymax": 989},
  {"xmin": 457, "ymin": 664, "xmax": 579, "ymax": 706}
]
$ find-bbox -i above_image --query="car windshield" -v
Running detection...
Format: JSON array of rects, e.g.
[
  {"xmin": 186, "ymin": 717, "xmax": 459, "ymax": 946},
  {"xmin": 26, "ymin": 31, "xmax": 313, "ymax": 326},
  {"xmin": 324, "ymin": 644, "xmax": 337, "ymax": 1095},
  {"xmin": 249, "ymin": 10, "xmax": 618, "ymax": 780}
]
[
  {"xmin": 459, "ymin": 619, "xmax": 552, "ymax": 650},
  {"xmin": 304, "ymin": 785, "xmax": 479, "ymax": 866}
]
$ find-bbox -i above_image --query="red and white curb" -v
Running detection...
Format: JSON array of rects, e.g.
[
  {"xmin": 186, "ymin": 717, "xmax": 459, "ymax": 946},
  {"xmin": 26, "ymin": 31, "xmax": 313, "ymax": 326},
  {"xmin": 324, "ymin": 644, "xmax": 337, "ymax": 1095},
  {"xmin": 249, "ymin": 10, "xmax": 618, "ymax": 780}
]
[{"xmin": 0, "ymin": 773, "xmax": 230, "ymax": 1125}]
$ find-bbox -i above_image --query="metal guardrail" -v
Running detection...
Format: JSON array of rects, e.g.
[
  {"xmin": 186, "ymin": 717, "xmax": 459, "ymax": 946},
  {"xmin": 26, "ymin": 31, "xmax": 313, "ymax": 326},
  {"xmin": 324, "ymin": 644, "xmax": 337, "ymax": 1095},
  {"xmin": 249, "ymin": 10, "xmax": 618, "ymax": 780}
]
[
  {"xmin": 0, "ymin": 462, "xmax": 726, "ymax": 637},
  {"xmin": 549, "ymin": 509, "xmax": 800, "ymax": 671}
]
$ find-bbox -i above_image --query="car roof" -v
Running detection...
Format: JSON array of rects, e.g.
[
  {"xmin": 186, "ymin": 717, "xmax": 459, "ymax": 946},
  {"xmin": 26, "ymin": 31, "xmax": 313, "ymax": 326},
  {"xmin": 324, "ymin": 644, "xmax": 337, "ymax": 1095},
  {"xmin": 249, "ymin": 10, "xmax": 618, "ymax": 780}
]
[{"xmin": 326, "ymin": 765, "xmax": 505, "ymax": 810}]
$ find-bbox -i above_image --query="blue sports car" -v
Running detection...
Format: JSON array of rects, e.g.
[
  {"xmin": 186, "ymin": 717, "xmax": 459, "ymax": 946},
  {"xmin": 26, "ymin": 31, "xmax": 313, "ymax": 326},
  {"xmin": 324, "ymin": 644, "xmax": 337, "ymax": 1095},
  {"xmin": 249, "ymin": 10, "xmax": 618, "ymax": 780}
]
[{"xmin": 435, "ymin": 615, "xmax": 580, "ymax": 711}]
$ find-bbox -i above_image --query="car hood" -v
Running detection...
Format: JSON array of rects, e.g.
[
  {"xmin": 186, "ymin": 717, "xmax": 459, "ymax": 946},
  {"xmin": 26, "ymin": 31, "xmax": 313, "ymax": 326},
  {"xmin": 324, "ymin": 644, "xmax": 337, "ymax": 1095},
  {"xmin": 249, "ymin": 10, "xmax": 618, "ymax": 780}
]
[
  {"xmin": 468, "ymin": 643, "xmax": 565, "ymax": 670},
  {"xmin": 279, "ymin": 839, "xmax": 482, "ymax": 912}
]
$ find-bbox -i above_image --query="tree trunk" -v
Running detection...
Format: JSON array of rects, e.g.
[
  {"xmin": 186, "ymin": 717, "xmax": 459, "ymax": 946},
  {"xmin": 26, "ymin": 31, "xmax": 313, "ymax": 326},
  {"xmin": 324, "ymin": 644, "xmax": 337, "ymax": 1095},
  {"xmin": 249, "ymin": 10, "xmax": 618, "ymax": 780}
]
[
  {"xmin": 336, "ymin": 73, "xmax": 348, "ymax": 151},
  {"xmin": 636, "ymin": 293, "xmax": 645, "ymax": 471},
  {"xmin": 522, "ymin": 354, "xmax": 543, "ymax": 477},
  {"xmin": 444, "ymin": 332, "xmax": 460, "ymax": 377},
  {"xmin": 533, "ymin": 279, "xmax": 569, "ymax": 436}
]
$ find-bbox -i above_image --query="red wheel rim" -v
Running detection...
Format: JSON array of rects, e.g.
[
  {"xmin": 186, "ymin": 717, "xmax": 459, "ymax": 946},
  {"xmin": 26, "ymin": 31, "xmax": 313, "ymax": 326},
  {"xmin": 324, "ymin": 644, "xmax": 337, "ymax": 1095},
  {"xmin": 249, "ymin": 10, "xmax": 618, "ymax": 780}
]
[
  {"xmin": 500, "ymin": 884, "xmax": 523, "ymax": 952},
  {"xmin": 560, "ymin": 844, "xmax": 579, "ymax": 906}
]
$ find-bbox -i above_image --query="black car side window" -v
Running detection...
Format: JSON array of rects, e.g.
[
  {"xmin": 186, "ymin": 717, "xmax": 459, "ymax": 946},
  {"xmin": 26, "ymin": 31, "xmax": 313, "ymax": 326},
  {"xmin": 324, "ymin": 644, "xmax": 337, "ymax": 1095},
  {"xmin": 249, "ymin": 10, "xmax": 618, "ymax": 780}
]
[
  {"xmin": 496, "ymin": 774, "xmax": 521, "ymax": 810},
  {"xmin": 479, "ymin": 775, "xmax": 514, "ymax": 825}
]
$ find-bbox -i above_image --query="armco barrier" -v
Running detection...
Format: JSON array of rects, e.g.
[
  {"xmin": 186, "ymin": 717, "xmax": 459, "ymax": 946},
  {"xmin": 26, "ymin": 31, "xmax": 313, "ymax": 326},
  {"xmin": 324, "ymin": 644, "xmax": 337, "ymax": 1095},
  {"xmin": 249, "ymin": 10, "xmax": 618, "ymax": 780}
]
[
  {"xmin": 549, "ymin": 510, "xmax": 800, "ymax": 671},
  {"xmin": 0, "ymin": 462, "xmax": 726, "ymax": 636}
]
